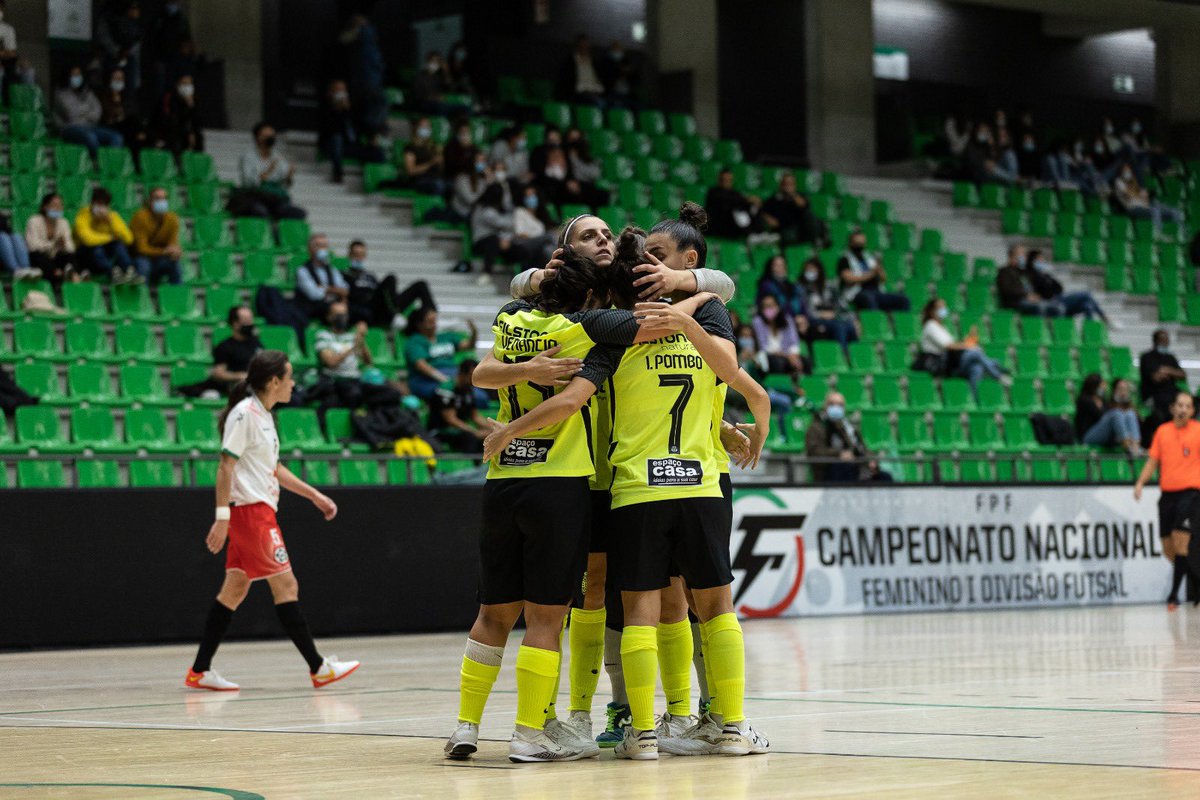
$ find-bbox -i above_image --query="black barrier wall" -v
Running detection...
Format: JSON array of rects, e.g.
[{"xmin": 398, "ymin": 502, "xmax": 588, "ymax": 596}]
[{"xmin": 2, "ymin": 488, "xmax": 483, "ymax": 649}]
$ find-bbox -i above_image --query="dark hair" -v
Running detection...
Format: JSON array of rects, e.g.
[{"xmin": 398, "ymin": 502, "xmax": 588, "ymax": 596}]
[
  {"xmin": 920, "ymin": 297, "xmax": 943, "ymax": 325},
  {"xmin": 90, "ymin": 187, "xmax": 112, "ymax": 205},
  {"xmin": 348, "ymin": 239, "xmax": 366, "ymax": 251},
  {"xmin": 39, "ymin": 193, "xmax": 60, "ymax": 214},
  {"xmin": 406, "ymin": 305, "xmax": 436, "ymax": 336},
  {"xmin": 1153, "ymin": 328, "xmax": 1169, "ymax": 344},
  {"xmin": 1024, "ymin": 249, "xmax": 1043, "ymax": 270},
  {"xmin": 226, "ymin": 304, "xmax": 250, "ymax": 325},
  {"xmin": 1079, "ymin": 373, "xmax": 1104, "ymax": 400},
  {"xmin": 539, "ymin": 245, "xmax": 602, "ymax": 314},
  {"xmin": 648, "ymin": 202, "xmax": 708, "ymax": 269},
  {"xmin": 799, "ymin": 257, "xmax": 827, "ymax": 292},
  {"xmin": 756, "ymin": 294, "xmax": 787, "ymax": 332},
  {"xmin": 476, "ymin": 181, "xmax": 506, "ymax": 212},
  {"xmin": 759, "ymin": 253, "xmax": 789, "ymax": 286},
  {"xmin": 218, "ymin": 350, "xmax": 290, "ymax": 435},
  {"xmin": 607, "ymin": 226, "xmax": 649, "ymax": 310},
  {"xmin": 252, "ymin": 121, "xmax": 271, "ymax": 138}
]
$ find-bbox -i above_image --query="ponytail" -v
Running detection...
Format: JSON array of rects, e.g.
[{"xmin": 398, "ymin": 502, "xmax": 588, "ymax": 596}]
[
  {"xmin": 217, "ymin": 350, "xmax": 290, "ymax": 435},
  {"xmin": 649, "ymin": 202, "xmax": 709, "ymax": 269},
  {"xmin": 218, "ymin": 380, "xmax": 251, "ymax": 435}
]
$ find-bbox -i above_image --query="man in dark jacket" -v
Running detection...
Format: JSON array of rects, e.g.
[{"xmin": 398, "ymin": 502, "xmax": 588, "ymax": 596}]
[
  {"xmin": 1140, "ymin": 329, "xmax": 1189, "ymax": 427},
  {"xmin": 996, "ymin": 244, "xmax": 1059, "ymax": 316},
  {"xmin": 805, "ymin": 391, "xmax": 892, "ymax": 483}
]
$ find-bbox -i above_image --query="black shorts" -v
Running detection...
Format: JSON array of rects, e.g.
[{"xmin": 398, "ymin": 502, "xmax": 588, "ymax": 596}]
[
  {"xmin": 589, "ymin": 490, "xmax": 612, "ymax": 554},
  {"xmin": 478, "ymin": 477, "xmax": 591, "ymax": 606},
  {"xmin": 610, "ymin": 497, "xmax": 734, "ymax": 593},
  {"xmin": 1159, "ymin": 489, "xmax": 1200, "ymax": 537},
  {"xmin": 720, "ymin": 472, "xmax": 732, "ymax": 505}
]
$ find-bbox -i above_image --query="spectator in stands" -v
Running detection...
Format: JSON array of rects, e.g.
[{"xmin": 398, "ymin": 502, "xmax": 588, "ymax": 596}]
[
  {"xmin": 806, "ymin": 390, "xmax": 891, "ymax": 483},
  {"xmin": 756, "ymin": 255, "xmax": 804, "ymax": 315},
  {"xmin": 74, "ymin": 186, "xmax": 139, "ymax": 285},
  {"xmin": 156, "ymin": 73, "xmax": 203, "ymax": 157},
  {"xmin": 450, "ymin": 150, "xmax": 493, "ymax": 226},
  {"xmin": 1041, "ymin": 139, "xmax": 1077, "ymax": 189},
  {"xmin": 964, "ymin": 123, "xmax": 996, "ymax": 184},
  {"xmin": 210, "ymin": 305, "xmax": 262, "ymax": 394},
  {"xmin": 145, "ymin": 0, "xmax": 191, "ymax": 105},
  {"xmin": 992, "ymin": 128, "xmax": 1019, "ymax": 184},
  {"xmin": 1023, "ymin": 249, "xmax": 1112, "ymax": 323},
  {"xmin": 411, "ymin": 50, "xmax": 452, "ymax": 115},
  {"xmin": 534, "ymin": 142, "xmax": 606, "ymax": 211},
  {"xmin": 99, "ymin": 67, "xmax": 147, "ymax": 159},
  {"xmin": 442, "ymin": 119, "xmax": 478, "ymax": 181},
  {"xmin": 95, "ymin": 0, "xmax": 143, "ymax": 94},
  {"xmin": 338, "ymin": 13, "xmax": 387, "ymax": 134},
  {"xmin": 318, "ymin": 78, "xmax": 384, "ymax": 184},
  {"xmin": 25, "ymin": 193, "xmax": 76, "ymax": 286},
  {"xmin": 512, "ymin": 185, "xmax": 557, "ymax": 270},
  {"xmin": 1076, "ymin": 373, "xmax": 1142, "ymax": 455},
  {"xmin": 838, "ymin": 229, "xmax": 909, "ymax": 312},
  {"xmin": 488, "ymin": 126, "xmax": 531, "ymax": 189},
  {"xmin": 1016, "ymin": 131, "xmax": 1040, "ymax": 181},
  {"xmin": 315, "ymin": 300, "xmax": 400, "ymax": 410},
  {"xmin": 55, "ymin": 66, "xmax": 124, "ymax": 159},
  {"xmin": 795, "ymin": 257, "xmax": 858, "ymax": 352},
  {"xmin": 344, "ymin": 239, "xmax": 436, "ymax": 329},
  {"xmin": 705, "ymin": 168, "xmax": 761, "ymax": 239},
  {"xmin": 752, "ymin": 295, "xmax": 804, "ymax": 377},
  {"xmin": 233, "ymin": 122, "xmax": 306, "ymax": 220},
  {"xmin": 446, "ymin": 41, "xmax": 474, "ymax": 97},
  {"xmin": 0, "ymin": 210, "xmax": 34, "ymax": 280},
  {"xmin": 944, "ymin": 113, "xmax": 971, "ymax": 161},
  {"xmin": 1140, "ymin": 329, "xmax": 1188, "ymax": 429},
  {"xmin": 563, "ymin": 127, "xmax": 607, "ymax": 207},
  {"xmin": 130, "ymin": 186, "xmax": 182, "ymax": 285},
  {"xmin": 735, "ymin": 322, "xmax": 758, "ymax": 370},
  {"xmin": 294, "ymin": 233, "xmax": 348, "ymax": 320},
  {"xmin": 0, "ymin": 1, "xmax": 19, "ymax": 99},
  {"xmin": 563, "ymin": 34, "xmax": 604, "ymax": 106},
  {"xmin": 1114, "ymin": 163, "xmax": 1184, "ymax": 232},
  {"xmin": 997, "ymin": 245, "xmax": 1059, "ymax": 317},
  {"xmin": 920, "ymin": 297, "xmax": 1008, "ymax": 395},
  {"xmin": 402, "ymin": 117, "xmax": 446, "ymax": 196},
  {"xmin": 760, "ymin": 173, "xmax": 821, "ymax": 246},
  {"xmin": 1122, "ymin": 117, "xmax": 1171, "ymax": 180},
  {"xmin": 470, "ymin": 182, "xmax": 517, "ymax": 283},
  {"xmin": 597, "ymin": 40, "xmax": 636, "ymax": 109},
  {"xmin": 429, "ymin": 360, "xmax": 488, "ymax": 453},
  {"xmin": 403, "ymin": 307, "xmax": 477, "ymax": 402}
]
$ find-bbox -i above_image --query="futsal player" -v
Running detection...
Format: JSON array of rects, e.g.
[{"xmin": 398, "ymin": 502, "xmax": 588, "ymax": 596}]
[
  {"xmin": 185, "ymin": 350, "xmax": 359, "ymax": 691},
  {"xmin": 1135, "ymin": 391, "xmax": 1200, "ymax": 608}
]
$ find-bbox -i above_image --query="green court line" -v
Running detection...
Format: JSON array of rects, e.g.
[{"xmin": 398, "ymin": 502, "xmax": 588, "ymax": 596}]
[{"xmin": 0, "ymin": 784, "xmax": 262, "ymax": 799}]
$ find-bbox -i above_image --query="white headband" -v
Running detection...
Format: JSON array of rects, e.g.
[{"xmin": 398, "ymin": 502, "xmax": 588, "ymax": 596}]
[{"xmin": 560, "ymin": 214, "xmax": 597, "ymax": 247}]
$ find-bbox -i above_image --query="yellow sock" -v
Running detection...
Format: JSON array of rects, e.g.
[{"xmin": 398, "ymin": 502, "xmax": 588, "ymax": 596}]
[
  {"xmin": 515, "ymin": 645, "xmax": 560, "ymax": 730},
  {"xmin": 656, "ymin": 619, "xmax": 692, "ymax": 716},
  {"xmin": 620, "ymin": 625, "xmax": 659, "ymax": 732},
  {"xmin": 701, "ymin": 613, "xmax": 745, "ymax": 723},
  {"xmin": 568, "ymin": 607, "xmax": 606, "ymax": 713},
  {"xmin": 544, "ymin": 619, "xmax": 566, "ymax": 722},
  {"xmin": 458, "ymin": 654, "xmax": 501, "ymax": 725}
]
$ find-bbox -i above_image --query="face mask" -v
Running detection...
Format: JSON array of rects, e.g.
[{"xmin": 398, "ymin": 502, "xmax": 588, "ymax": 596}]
[
  {"xmin": 936, "ymin": 306, "xmax": 949, "ymax": 320},
  {"xmin": 474, "ymin": 161, "xmax": 486, "ymax": 174},
  {"xmin": 92, "ymin": 205, "xmax": 108, "ymax": 217},
  {"xmin": 1023, "ymin": 142, "xmax": 1035, "ymax": 152},
  {"xmin": 761, "ymin": 306, "xmax": 778, "ymax": 321},
  {"xmin": 524, "ymin": 194, "xmax": 538, "ymax": 210},
  {"xmin": 426, "ymin": 61, "xmax": 439, "ymax": 73},
  {"xmin": 458, "ymin": 133, "xmax": 472, "ymax": 146},
  {"xmin": 976, "ymin": 134, "xmax": 989, "ymax": 144},
  {"xmin": 331, "ymin": 314, "xmax": 349, "ymax": 330},
  {"xmin": 1033, "ymin": 260, "xmax": 1050, "ymax": 272},
  {"xmin": 516, "ymin": 138, "xmax": 528, "ymax": 151},
  {"xmin": 350, "ymin": 259, "xmax": 366, "ymax": 270},
  {"xmin": 417, "ymin": 126, "xmax": 431, "ymax": 139},
  {"xmin": 738, "ymin": 336, "xmax": 756, "ymax": 352},
  {"xmin": 546, "ymin": 165, "xmax": 566, "ymax": 180},
  {"xmin": 494, "ymin": 170, "xmax": 507, "ymax": 182},
  {"xmin": 1094, "ymin": 143, "xmax": 1104, "ymax": 154},
  {"xmin": 177, "ymin": 83, "xmax": 194, "ymax": 98},
  {"xmin": 261, "ymin": 135, "xmax": 276, "ymax": 149},
  {"xmin": 1131, "ymin": 122, "xmax": 1142, "ymax": 134},
  {"xmin": 804, "ymin": 269, "xmax": 819, "ymax": 282},
  {"xmin": 610, "ymin": 49, "xmax": 623, "ymax": 60},
  {"xmin": 826, "ymin": 405, "xmax": 845, "ymax": 421},
  {"xmin": 1104, "ymin": 124, "xmax": 1114, "ymax": 135},
  {"xmin": 151, "ymin": 199, "xmax": 169, "ymax": 215},
  {"xmin": 850, "ymin": 243, "xmax": 865, "ymax": 254},
  {"xmin": 111, "ymin": 81, "xmax": 125, "ymax": 92},
  {"xmin": 69, "ymin": 74, "xmax": 83, "ymax": 89},
  {"xmin": 1157, "ymin": 345, "xmax": 1171, "ymax": 354},
  {"xmin": 238, "ymin": 323, "xmax": 256, "ymax": 338},
  {"xmin": 454, "ymin": 49, "xmax": 467, "ymax": 62},
  {"xmin": 46, "ymin": 209, "xmax": 63, "ymax": 220},
  {"xmin": 333, "ymin": 91, "xmax": 348, "ymax": 103},
  {"xmin": 315, "ymin": 248, "xmax": 329, "ymax": 262},
  {"xmin": 1113, "ymin": 390, "xmax": 1131, "ymax": 404}
]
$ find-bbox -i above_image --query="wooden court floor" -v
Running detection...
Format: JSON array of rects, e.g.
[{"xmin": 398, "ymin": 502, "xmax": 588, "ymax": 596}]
[{"xmin": 4, "ymin": 606, "xmax": 1200, "ymax": 799}]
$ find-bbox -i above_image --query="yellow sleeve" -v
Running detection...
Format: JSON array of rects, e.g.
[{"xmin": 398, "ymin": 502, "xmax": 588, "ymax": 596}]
[
  {"xmin": 73, "ymin": 209, "xmax": 108, "ymax": 247},
  {"xmin": 110, "ymin": 212, "xmax": 134, "ymax": 245},
  {"xmin": 130, "ymin": 210, "xmax": 165, "ymax": 256}
]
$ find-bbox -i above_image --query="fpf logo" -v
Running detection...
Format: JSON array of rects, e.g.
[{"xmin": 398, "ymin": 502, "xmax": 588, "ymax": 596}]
[{"xmin": 731, "ymin": 513, "xmax": 807, "ymax": 618}]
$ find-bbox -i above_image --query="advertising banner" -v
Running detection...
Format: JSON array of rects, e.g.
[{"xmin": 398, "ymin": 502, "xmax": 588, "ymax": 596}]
[{"xmin": 729, "ymin": 486, "xmax": 1166, "ymax": 618}]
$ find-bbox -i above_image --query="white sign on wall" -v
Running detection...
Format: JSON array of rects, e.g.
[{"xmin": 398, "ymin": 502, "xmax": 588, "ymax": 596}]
[
  {"xmin": 48, "ymin": 0, "xmax": 92, "ymax": 40},
  {"xmin": 729, "ymin": 486, "xmax": 1164, "ymax": 619}
]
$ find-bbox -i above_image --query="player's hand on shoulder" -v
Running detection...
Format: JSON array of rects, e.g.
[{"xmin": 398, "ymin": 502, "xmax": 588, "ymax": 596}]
[
  {"xmin": 634, "ymin": 300, "xmax": 689, "ymax": 332},
  {"xmin": 526, "ymin": 344, "xmax": 583, "ymax": 386},
  {"xmin": 632, "ymin": 252, "xmax": 677, "ymax": 300},
  {"xmin": 481, "ymin": 418, "xmax": 510, "ymax": 463}
]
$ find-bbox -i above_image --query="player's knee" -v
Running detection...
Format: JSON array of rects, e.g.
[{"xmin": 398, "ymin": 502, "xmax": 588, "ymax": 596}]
[
  {"xmin": 477, "ymin": 603, "xmax": 521, "ymax": 631},
  {"xmin": 523, "ymin": 603, "xmax": 568, "ymax": 633},
  {"xmin": 268, "ymin": 573, "xmax": 299, "ymax": 602}
]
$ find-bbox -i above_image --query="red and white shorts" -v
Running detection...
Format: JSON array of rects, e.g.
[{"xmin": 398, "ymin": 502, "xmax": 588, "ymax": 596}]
[{"xmin": 226, "ymin": 503, "xmax": 291, "ymax": 581}]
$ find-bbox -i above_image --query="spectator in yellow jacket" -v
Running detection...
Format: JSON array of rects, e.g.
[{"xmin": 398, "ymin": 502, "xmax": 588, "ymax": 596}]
[
  {"xmin": 74, "ymin": 186, "xmax": 139, "ymax": 285},
  {"xmin": 130, "ymin": 187, "xmax": 183, "ymax": 285}
]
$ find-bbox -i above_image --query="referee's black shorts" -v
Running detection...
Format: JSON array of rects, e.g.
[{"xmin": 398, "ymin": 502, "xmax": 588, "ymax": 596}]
[
  {"xmin": 610, "ymin": 496, "xmax": 733, "ymax": 593},
  {"xmin": 478, "ymin": 476, "xmax": 591, "ymax": 606},
  {"xmin": 1160, "ymin": 489, "xmax": 1200, "ymax": 537}
]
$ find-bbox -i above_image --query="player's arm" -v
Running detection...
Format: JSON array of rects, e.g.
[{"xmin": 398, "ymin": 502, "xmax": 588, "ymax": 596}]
[
  {"xmin": 1133, "ymin": 455, "xmax": 1158, "ymax": 501},
  {"xmin": 277, "ymin": 462, "xmax": 338, "ymax": 521},
  {"xmin": 205, "ymin": 452, "xmax": 237, "ymax": 555},
  {"xmin": 471, "ymin": 347, "xmax": 583, "ymax": 389},
  {"xmin": 728, "ymin": 368, "xmax": 771, "ymax": 469},
  {"xmin": 482, "ymin": 376, "xmax": 598, "ymax": 462},
  {"xmin": 575, "ymin": 297, "xmax": 714, "ymax": 346},
  {"xmin": 635, "ymin": 296, "xmax": 739, "ymax": 382},
  {"xmin": 720, "ymin": 419, "xmax": 754, "ymax": 469}
]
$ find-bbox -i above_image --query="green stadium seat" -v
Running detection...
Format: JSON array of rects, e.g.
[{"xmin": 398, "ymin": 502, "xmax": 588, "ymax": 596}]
[
  {"xmin": 1050, "ymin": 318, "xmax": 1080, "ymax": 347},
  {"xmin": 324, "ymin": 408, "xmax": 368, "ymax": 453},
  {"xmin": 9, "ymin": 111, "xmax": 47, "ymax": 141},
  {"xmin": 952, "ymin": 182, "xmax": 979, "ymax": 207},
  {"xmin": 1099, "ymin": 459, "xmax": 1133, "ymax": 482},
  {"xmin": 198, "ymin": 251, "xmax": 236, "ymax": 286},
  {"xmin": 933, "ymin": 412, "xmax": 969, "ymax": 450},
  {"xmin": 387, "ymin": 458, "xmax": 432, "ymax": 485},
  {"xmin": 192, "ymin": 215, "xmax": 234, "ymax": 251},
  {"xmin": 121, "ymin": 364, "xmax": 178, "ymax": 406},
  {"xmin": 1001, "ymin": 413, "xmax": 1038, "ymax": 449},
  {"xmin": 277, "ymin": 219, "xmax": 311, "ymax": 252},
  {"xmin": 10, "ymin": 141, "xmax": 48, "ymax": 173},
  {"xmin": 1006, "ymin": 377, "xmax": 1038, "ymax": 414},
  {"xmin": 66, "ymin": 321, "xmax": 116, "ymax": 362},
  {"xmin": 157, "ymin": 284, "xmax": 201, "ymax": 321},
  {"xmin": 837, "ymin": 374, "xmax": 869, "ymax": 408},
  {"xmin": 15, "ymin": 405, "xmax": 77, "ymax": 452},
  {"xmin": 1047, "ymin": 346, "xmax": 1078, "ymax": 381},
  {"xmin": 14, "ymin": 363, "xmax": 66, "ymax": 405},
  {"xmin": 15, "ymin": 319, "xmax": 65, "ymax": 362},
  {"xmin": 176, "ymin": 408, "xmax": 219, "ymax": 452},
  {"xmin": 67, "ymin": 363, "xmax": 120, "ymax": 406},
  {"xmin": 1109, "ymin": 347, "xmax": 1134, "ymax": 380},
  {"xmin": 181, "ymin": 151, "xmax": 217, "ymax": 184},
  {"xmin": 77, "ymin": 459, "xmax": 123, "ymax": 488},
  {"xmin": 941, "ymin": 378, "xmax": 975, "ymax": 411},
  {"xmin": 115, "ymin": 322, "xmax": 165, "ymax": 362},
  {"xmin": 967, "ymin": 412, "xmax": 1004, "ymax": 450},
  {"xmin": 139, "ymin": 148, "xmax": 179, "ymax": 182},
  {"xmin": 96, "ymin": 146, "xmax": 135, "ymax": 178},
  {"xmin": 639, "ymin": 110, "xmax": 667, "ymax": 136},
  {"xmin": 959, "ymin": 459, "xmax": 994, "ymax": 482},
  {"xmin": 304, "ymin": 460, "xmax": 337, "ymax": 486},
  {"xmin": 277, "ymin": 408, "xmax": 340, "ymax": 454},
  {"xmin": 811, "ymin": 340, "xmax": 847, "ymax": 375},
  {"xmin": 55, "ymin": 174, "xmax": 92, "ymax": 211},
  {"xmin": 8, "ymin": 82, "xmax": 44, "ymax": 111},
  {"xmin": 202, "ymin": 287, "xmax": 241, "ymax": 325},
  {"xmin": 62, "ymin": 282, "xmax": 108, "ymax": 320},
  {"xmin": 235, "ymin": 217, "xmax": 275, "ymax": 252},
  {"xmin": 857, "ymin": 310, "xmax": 891, "ymax": 342},
  {"xmin": 847, "ymin": 342, "xmax": 881, "ymax": 373},
  {"xmin": 858, "ymin": 410, "xmax": 895, "ymax": 451},
  {"xmin": 606, "ymin": 108, "xmax": 635, "ymax": 134},
  {"xmin": 1041, "ymin": 380, "xmax": 1073, "ymax": 415},
  {"xmin": 870, "ymin": 374, "xmax": 903, "ymax": 410},
  {"xmin": 1030, "ymin": 458, "xmax": 1062, "ymax": 482},
  {"xmin": 111, "ymin": 285, "xmax": 157, "ymax": 320},
  {"xmin": 338, "ymin": 459, "xmax": 384, "ymax": 486},
  {"xmin": 190, "ymin": 459, "xmax": 218, "ymax": 487},
  {"xmin": 896, "ymin": 411, "xmax": 933, "ymax": 451},
  {"xmin": 1019, "ymin": 316, "xmax": 1047, "ymax": 345},
  {"xmin": 186, "ymin": 183, "xmax": 223, "ymax": 215},
  {"xmin": 906, "ymin": 372, "xmax": 939, "ymax": 411},
  {"xmin": 125, "ymin": 407, "xmax": 181, "ymax": 451},
  {"xmin": 71, "ymin": 406, "xmax": 128, "ymax": 452},
  {"xmin": 979, "ymin": 184, "xmax": 1006, "ymax": 210},
  {"xmin": 542, "ymin": 102, "xmax": 571, "ymax": 129},
  {"xmin": 18, "ymin": 460, "xmax": 67, "ymax": 488},
  {"xmin": 164, "ymin": 324, "xmax": 208, "ymax": 365},
  {"xmin": 130, "ymin": 460, "xmax": 175, "ymax": 487}
]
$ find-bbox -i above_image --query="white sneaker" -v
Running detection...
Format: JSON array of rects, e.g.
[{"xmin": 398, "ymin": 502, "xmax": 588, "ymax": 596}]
[
  {"xmin": 311, "ymin": 655, "xmax": 360, "ymax": 688},
  {"xmin": 655, "ymin": 711, "xmax": 698, "ymax": 753},
  {"xmin": 110, "ymin": 267, "xmax": 128, "ymax": 286},
  {"xmin": 546, "ymin": 716, "xmax": 600, "ymax": 758},
  {"xmin": 13, "ymin": 268, "xmax": 41, "ymax": 281},
  {"xmin": 127, "ymin": 267, "xmax": 146, "ymax": 285},
  {"xmin": 614, "ymin": 726, "xmax": 658, "ymax": 761},
  {"xmin": 508, "ymin": 726, "xmax": 592, "ymax": 762},
  {"xmin": 443, "ymin": 721, "xmax": 479, "ymax": 760},
  {"xmin": 184, "ymin": 668, "xmax": 240, "ymax": 691},
  {"xmin": 661, "ymin": 711, "xmax": 723, "ymax": 756},
  {"xmin": 563, "ymin": 710, "xmax": 593, "ymax": 743},
  {"xmin": 715, "ymin": 720, "xmax": 770, "ymax": 756}
]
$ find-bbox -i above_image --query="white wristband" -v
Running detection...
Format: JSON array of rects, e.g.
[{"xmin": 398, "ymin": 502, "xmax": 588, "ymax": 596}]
[{"xmin": 215, "ymin": 507, "xmax": 231, "ymax": 521}]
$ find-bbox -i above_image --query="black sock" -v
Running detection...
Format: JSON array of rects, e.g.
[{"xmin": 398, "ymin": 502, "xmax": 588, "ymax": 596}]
[
  {"xmin": 192, "ymin": 600, "xmax": 235, "ymax": 673},
  {"xmin": 275, "ymin": 600, "xmax": 324, "ymax": 673},
  {"xmin": 1170, "ymin": 556, "xmax": 1188, "ymax": 602}
]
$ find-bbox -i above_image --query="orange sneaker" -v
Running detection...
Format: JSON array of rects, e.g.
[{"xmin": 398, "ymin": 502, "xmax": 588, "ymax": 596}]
[
  {"xmin": 185, "ymin": 668, "xmax": 240, "ymax": 691},
  {"xmin": 311, "ymin": 655, "xmax": 360, "ymax": 688}
]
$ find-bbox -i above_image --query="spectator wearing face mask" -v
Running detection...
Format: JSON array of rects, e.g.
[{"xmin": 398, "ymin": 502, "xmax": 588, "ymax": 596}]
[
  {"xmin": 1016, "ymin": 132, "xmax": 1040, "ymax": 181},
  {"xmin": 156, "ymin": 74, "xmax": 204, "ymax": 157},
  {"xmin": 1076, "ymin": 374, "xmax": 1142, "ymax": 456},
  {"xmin": 95, "ymin": 0, "xmax": 143, "ymax": 94},
  {"xmin": 429, "ymin": 359, "xmax": 490, "ymax": 453},
  {"xmin": 318, "ymin": 78, "xmax": 384, "ymax": 184},
  {"xmin": 25, "ymin": 193, "xmax": 77, "ymax": 286},
  {"xmin": 146, "ymin": 0, "xmax": 190, "ymax": 105},
  {"xmin": 795, "ymin": 257, "xmax": 858, "ymax": 353},
  {"xmin": 996, "ymin": 244, "xmax": 1058, "ymax": 317},
  {"xmin": 488, "ymin": 126, "xmax": 532, "ymax": 189},
  {"xmin": 294, "ymin": 233, "xmax": 348, "ymax": 320},
  {"xmin": 919, "ymin": 298, "xmax": 1008, "ymax": 395},
  {"xmin": 315, "ymin": 300, "xmax": 402, "ymax": 411},
  {"xmin": 562, "ymin": 128, "xmax": 608, "ymax": 208},
  {"xmin": 469, "ymin": 182, "xmax": 518, "ymax": 281},
  {"xmin": 1114, "ymin": 163, "xmax": 1184, "ymax": 232},
  {"xmin": 596, "ymin": 40, "xmax": 636, "ymax": 109},
  {"xmin": 56, "ymin": 66, "xmax": 125, "ymax": 159},
  {"xmin": 343, "ymin": 239, "xmax": 436, "ymax": 329},
  {"xmin": 511, "ymin": 186, "xmax": 558, "ymax": 270},
  {"xmin": 991, "ymin": 128, "xmax": 1019, "ymax": 184},
  {"xmin": 838, "ymin": 229, "xmax": 910, "ymax": 312},
  {"xmin": 760, "ymin": 173, "xmax": 822, "ymax": 246},
  {"xmin": 404, "ymin": 307, "xmax": 477, "ymax": 402},
  {"xmin": 207, "ymin": 305, "xmax": 263, "ymax": 394},
  {"xmin": 446, "ymin": 41, "xmax": 473, "ymax": 96},
  {"xmin": 403, "ymin": 117, "xmax": 447, "ymax": 196},
  {"xmin": 99, "ymin": 67, "xmax": 147, "ymax": 159},
  {"xmin": 1140, "ymin": 330, "xmax": 1188, "ymax": 429},
  {"xmin": 705, "ymin": 168, "xmax": 762, "ymax": 240},
  {"xmin": 233, "ymin": 122, "xmax": 306, "ymax": 220},
  {"xmin": 74, "ymin": 186, "xmax": 139, "ymax": 285},
  {"xmin": 129, "ymin": 186, "xmax": 182, "ymax": 285},
  {"xmin": 752, "ymin": 295, "xmax": 804, "ymax": 377},
  {"xmin": 442, "ymin": 120, "xmax": 478, "ymax": 181},
  {"xmin": 563, "ymin": 34, "xmax": 604, "ymax": 105},
  {"xmin": 806, "ymin": 391, "xmax": 892, "ymax": 483},
  {"xmin": 1023, "ymin": 249, "xmax": 1112, "ymax": 323},
  {"xmin": 449, "ymin": 150, "xmax": 493, "ymax": 226},
  {"xmin": 411, "ymin": 50, "xmax": 451, "ymax": 115}
]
